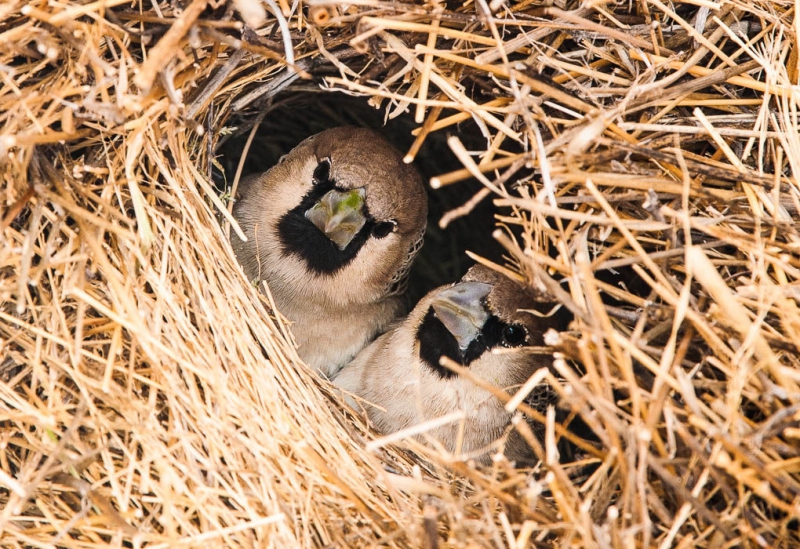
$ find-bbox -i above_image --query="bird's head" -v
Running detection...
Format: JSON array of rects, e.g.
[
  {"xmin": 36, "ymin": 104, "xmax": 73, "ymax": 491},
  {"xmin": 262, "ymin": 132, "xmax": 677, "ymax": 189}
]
[
  {"xmin": 232, "ymin": 127, "xmax": 428, "ymax": 306},
  {"xmin": 414, "ymin": 265, "xmax": 559, "ymax": 390}
]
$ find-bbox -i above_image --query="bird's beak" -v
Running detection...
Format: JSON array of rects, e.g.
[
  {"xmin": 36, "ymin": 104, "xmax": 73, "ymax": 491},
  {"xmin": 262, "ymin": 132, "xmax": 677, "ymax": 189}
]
[
  {"xmin": 431, "ymin": 282, "xmax": 493, "ymax": 350},
  {"xmin": 304, "ymin": 188, "xmax": 367, "ymax": 250}
]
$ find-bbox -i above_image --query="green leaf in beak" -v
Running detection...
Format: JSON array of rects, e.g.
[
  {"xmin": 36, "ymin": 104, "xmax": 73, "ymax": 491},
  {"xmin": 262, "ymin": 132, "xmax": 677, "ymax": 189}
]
[{"xmin": 305, "ymin": 188, "xmax": 367, "ymax": 250}]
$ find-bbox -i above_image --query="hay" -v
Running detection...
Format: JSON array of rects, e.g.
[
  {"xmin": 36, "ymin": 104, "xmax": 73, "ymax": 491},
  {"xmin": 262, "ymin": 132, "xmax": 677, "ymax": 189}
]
[{"xmin": 2, "ymin": 0, "xmax": 800, "ymax": 546}]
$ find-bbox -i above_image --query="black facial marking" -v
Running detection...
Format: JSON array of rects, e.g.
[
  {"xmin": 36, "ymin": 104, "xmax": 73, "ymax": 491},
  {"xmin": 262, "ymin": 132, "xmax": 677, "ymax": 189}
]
[
  {"xmin": 278, "ymin": 183, "xmax": 372, "ymax": 274},
  {"xmin": 312, "ymin": 158, "xmax": 331, "ymax": 184},
  {"xmin": 418, "ymin": 309, "xmax": 463, "ymax": 379},
  {"xmin": 278, "ymin": 161, "xmax": 388, "ymax": 275},
  {"xmin": 417, "ymin": 308, "xmax": 529, "ymax": 379},
  {"xmin": 372, "ymin": 221, "xmax": 395, "ymax": 239}
]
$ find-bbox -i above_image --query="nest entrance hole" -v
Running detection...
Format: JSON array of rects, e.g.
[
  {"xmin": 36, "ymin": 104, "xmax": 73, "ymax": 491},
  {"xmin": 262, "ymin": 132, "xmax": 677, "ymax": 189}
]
[{"xmin": 215, "ymin": 89, "xmax": 506, "ymax": 303}]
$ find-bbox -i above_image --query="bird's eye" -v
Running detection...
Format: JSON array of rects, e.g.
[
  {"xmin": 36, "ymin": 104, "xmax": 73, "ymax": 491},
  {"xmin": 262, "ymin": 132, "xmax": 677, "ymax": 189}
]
[
  {"xmin": 501, "ymin": 324, "xmax": 527, "ymax": 347},
  {"xmin": 372, "ymin": 221, "xmax": 396, "ymax": 239},
  {"xmin": 312, "ymin": 158, "xmax": 331, "ymax": 185}
]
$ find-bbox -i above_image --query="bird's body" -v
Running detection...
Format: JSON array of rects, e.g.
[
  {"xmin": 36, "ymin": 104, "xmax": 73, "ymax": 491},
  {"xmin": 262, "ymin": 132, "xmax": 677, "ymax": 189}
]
[
  {"xmin": 334, "ymin": 265, "xmax": 560, "ymax": 464},
  {"xmin": 231, "ymin": 127, "xmax": 427, "ymax": 377}
]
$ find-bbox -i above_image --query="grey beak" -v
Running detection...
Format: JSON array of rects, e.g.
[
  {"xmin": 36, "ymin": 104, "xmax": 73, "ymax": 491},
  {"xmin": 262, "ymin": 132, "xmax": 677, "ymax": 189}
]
[
  {"xmin": 431, "ymin": 282, "xmax": 492, "ymax": 350},
  {"xmin": 305, "ymin": 188, "xmax": 367, "ymax": 250}
]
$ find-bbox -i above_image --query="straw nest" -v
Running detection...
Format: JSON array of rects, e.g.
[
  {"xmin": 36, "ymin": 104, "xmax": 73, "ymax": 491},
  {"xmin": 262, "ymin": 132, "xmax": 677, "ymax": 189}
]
[{"xmin": 2, "ymin": 0, "xmax": 800, "ymax": 546}]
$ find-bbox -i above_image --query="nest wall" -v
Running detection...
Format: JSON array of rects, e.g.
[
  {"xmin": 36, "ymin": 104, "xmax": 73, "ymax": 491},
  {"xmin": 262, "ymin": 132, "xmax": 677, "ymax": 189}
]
[{"xmin": 2, "ymin": 0, "xmax": 800, "ymax": 547}]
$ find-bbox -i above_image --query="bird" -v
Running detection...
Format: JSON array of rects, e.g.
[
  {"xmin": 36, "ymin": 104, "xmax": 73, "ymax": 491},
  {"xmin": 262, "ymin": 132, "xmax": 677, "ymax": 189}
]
[
  {"xmin": 231, "ymin": 127, "xmax": 428, "ymax": 378},
  {"xmin": 333, "ymin": 264, "xmax": 563, "ymax": 465}
]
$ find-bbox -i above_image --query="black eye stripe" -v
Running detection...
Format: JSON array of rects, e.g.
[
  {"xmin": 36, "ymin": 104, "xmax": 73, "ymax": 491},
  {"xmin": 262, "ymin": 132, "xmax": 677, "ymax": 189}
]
[
  {"xmin": 417, "ymin": 311, "xmax": 529, "ymax": 378},
  {"xmin": 372, "ymin": 221, "xmax": 395, "ymax": 239},
  {"xmin": 482, "ymin": 317, "xmax": 528, "ymax": 349}
]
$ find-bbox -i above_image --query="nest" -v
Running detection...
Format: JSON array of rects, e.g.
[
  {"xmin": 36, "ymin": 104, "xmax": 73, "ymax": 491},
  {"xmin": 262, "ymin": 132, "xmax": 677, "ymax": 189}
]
[{"xmin": 2, "ymin": 0, "xmax": 800, "ymax": 546}]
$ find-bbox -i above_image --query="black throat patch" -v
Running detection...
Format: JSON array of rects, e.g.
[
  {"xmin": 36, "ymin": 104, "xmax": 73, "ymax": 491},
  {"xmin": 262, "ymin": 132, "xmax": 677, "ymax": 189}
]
[
  {"xmin": 417, "ymin": 308, "xmax": 511, "ymax": 379},
  {"xmin": 277, "ymin": 180, "xmax": 374, "ymax": 275}
]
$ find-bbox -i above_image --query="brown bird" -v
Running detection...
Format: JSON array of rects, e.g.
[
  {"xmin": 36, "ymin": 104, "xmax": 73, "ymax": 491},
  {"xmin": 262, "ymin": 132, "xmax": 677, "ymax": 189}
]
[
  {"xmin": 231, "ymin": 127, "xmax": 428, "ymax": 378},
  {"xmin": 333, "ymin": 265, "xmax": 562, "ymax": 465}
]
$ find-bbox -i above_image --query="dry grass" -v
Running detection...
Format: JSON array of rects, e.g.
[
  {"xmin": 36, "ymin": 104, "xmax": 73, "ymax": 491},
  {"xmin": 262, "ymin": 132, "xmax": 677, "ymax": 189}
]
[{"xmin": 2, "ymin": 0, "xmax": 800, "ymax": 546}]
